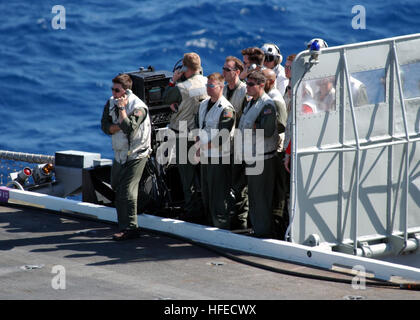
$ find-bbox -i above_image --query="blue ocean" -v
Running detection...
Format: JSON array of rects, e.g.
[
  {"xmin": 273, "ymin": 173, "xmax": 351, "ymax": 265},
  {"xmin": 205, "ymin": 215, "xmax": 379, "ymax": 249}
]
[{"xmin": 0, "ymin": 0, "xmax": 419, "ymax": 160}]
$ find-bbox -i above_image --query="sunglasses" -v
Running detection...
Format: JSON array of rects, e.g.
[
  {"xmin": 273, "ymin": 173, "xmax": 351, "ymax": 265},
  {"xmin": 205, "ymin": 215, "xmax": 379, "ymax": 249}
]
[
  {"xmin": 111, "ymin": 87, "xmax": 126, "ymax": 93},
  {"xmin": 222, "ymin": 66, "xmax": 237, "ymax": 72},
  {"xmin": 246, "ymin": 81, "xmax": 257, "ymax": 87},
  {"xmin": 111, "ymin": 87, "xmax": 124, "ymax": 93}
]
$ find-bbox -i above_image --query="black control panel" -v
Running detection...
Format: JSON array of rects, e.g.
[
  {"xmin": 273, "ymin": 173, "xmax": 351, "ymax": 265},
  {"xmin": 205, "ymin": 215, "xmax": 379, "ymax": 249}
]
[{"xmin": 127, "ymin": 67, "xmax": 173, "ymax": 128}]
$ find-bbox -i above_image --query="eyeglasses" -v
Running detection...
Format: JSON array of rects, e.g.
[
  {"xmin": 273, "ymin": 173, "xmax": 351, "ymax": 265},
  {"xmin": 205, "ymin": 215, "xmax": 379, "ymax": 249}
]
[
  {"xmin": 111, "ymin": 87, "xmax": 123, "ymax": 93},
  {"xmin": 246, "ymin": 81, "xmax": 257, "ymax": 87},
  {"xmin": 222, "ymin": 66, "xmax": 237, "ymax": 72},
  {"xmin": 285, "ymin": 65, "xmax": 292, "ymax": 70}
]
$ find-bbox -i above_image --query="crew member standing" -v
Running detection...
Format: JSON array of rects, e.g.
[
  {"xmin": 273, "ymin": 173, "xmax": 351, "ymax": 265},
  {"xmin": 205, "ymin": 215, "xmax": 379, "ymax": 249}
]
[
  {"xmin": 101, "ymin": 74, "xmax": 151, "ymax": 240},
  {"xmin": 261, "ymin": 43, "xmax": 288, "ymax": 95},
  {"xmin": 198, "ymin": 72, "xmax": 235, "ymax": 229},
  {"xmin": 263, "ymin": 68, "xmax": 288, "ymax": 239},
  {"xmin": 163, "ymin": 52, "xmax": 208, "ymax": 222},
  {"xmin": 222, "ymin": 56, "xmax": 248, "ymax": 120},
  {"xmin": 236, "ymin": 70, "xmax": 279, "ymax": 238},
  {"xmin": 222, "ymin": 56, "xmax": 249, "ymax": 230}
]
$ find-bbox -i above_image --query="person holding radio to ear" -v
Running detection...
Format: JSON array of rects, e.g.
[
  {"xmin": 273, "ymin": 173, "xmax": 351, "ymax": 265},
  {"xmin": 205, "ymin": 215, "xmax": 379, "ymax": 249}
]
[
  {"xmin": 239, "ymin": 47, "xmax": 265, "ymax": 81},
  {"xmin": 101, "ymin": 73, "xmax": 151, "ymax": 241},
  {"xmin": 163, "ymin": 52, "xmax": 208, "ymax": 222}
]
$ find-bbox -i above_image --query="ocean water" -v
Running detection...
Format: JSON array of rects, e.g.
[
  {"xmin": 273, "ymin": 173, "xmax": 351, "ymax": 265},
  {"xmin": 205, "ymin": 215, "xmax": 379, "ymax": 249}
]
[{"xmin": 0, "ymin": 0, "xmax": 419, "ymax": 160}]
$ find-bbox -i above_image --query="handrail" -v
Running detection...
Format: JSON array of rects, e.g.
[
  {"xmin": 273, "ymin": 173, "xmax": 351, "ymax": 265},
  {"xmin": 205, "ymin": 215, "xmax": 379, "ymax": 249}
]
[{"xmin": 0, "ymin": 150, "xmax": 55, "ymax": 164}]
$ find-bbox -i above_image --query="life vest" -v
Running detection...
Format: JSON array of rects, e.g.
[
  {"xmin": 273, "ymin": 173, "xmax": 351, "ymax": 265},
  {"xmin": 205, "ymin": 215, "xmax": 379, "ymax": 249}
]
[
  {"xmin": 169, "ymin": 74, "xmax": 208, "ymax": 132},
  {"xmin": 109, "ymin": 89, "xmax": 151, "ymax": 164},
  {"xmin": 268, "ymin": 88, "xmax": 288, "ymax": 151},
  {"xmin": 198, "ymin": 96, "xmax": 235, "ymax": 158},
  {"xmin": 268, "ymin": 88, "xmax": 288, "ymax": 127},
  {"xmin": 223, "ymin": 80, "xmax": 247, "ymax": 120},
  {"xmin": 236, "ymin": 93, "xmax": 279, "ymax": 162}
]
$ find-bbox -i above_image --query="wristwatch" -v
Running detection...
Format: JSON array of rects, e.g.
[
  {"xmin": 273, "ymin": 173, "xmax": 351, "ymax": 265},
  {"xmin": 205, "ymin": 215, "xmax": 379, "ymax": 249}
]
[{"xmin": 117, "ymin": 106, "xmax": 125, "ymax": 110}]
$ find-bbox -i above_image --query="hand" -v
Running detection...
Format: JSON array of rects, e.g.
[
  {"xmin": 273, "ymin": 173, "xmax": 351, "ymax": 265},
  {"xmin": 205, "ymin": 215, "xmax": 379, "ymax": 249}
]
[
  {"xmin": 117, "ymin": 95, "xmax": 128, "ymax": 109},
  {"xmin": 170, "ymin": 103, "xmax": 178, "ymax": 112},
  {"xmin": 172, "ymin": 70, "xmax": 183, "ymax": 83},
  {"xmin": 239, "ymin": 69, "xmax": 248, "ymax": 81},
  {"xmin": 109, "ymin": 124, "xmax": 121, "ymax": 134}
]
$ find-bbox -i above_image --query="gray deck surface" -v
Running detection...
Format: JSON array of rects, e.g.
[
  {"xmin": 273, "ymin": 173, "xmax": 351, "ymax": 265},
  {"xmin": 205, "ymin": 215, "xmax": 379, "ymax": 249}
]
[{"xmin": 1, "ymin": 204, "xmax": 419, "ymax": 301}]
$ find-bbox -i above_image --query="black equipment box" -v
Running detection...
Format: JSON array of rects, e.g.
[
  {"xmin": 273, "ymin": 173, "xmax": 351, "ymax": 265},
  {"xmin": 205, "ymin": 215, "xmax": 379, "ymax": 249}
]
[
  {"xmin": 127, "ymin": 67, "xmax": 173, "ymax": 127},
  {"xmin": 127, "ymin": 67, "xmax": 172, "ymax": 107}
]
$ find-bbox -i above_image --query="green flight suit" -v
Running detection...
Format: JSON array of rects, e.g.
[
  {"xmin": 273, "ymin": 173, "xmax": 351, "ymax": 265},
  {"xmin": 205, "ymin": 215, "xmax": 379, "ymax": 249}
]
[
  {"xmin": 163, "ymin": 74, "xmax": 207, "ymax": 220},
  {"xmin": 238, "ymin": 95, "xmax": 278, "ymax": 238},
  {"xmin": 101, "ymin": 98, "xmax": 150, "ymax": 231},
  {"xmin": 198, "ymin": 97, "xmax": 235, "ymax": 229}
]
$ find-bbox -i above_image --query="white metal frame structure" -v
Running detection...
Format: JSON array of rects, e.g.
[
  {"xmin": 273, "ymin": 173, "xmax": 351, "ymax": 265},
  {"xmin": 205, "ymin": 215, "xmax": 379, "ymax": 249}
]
[{"xmin": 289, "ymin": 34, "xmax": 420, "ymax": 257}]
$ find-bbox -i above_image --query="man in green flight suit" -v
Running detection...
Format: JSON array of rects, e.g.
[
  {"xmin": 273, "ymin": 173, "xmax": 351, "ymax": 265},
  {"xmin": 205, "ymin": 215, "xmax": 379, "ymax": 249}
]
[
  {"xmin": 235, "ymin": 70, "xmax": 279, "ymax": 238},
  {"xmin": 101, "ymin": 74, "xmax": 152, "ymax": 240},
  {"xmin": 163, "ymin": 52, "xmax": 208, "ymax": 222},
  {"xmin": 222, "ymin": 56, "xmax": 249, "ymax": 230},
  {"xmin": 198, "ymin": 72, "xmax": 236, "ymax": 229}
]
